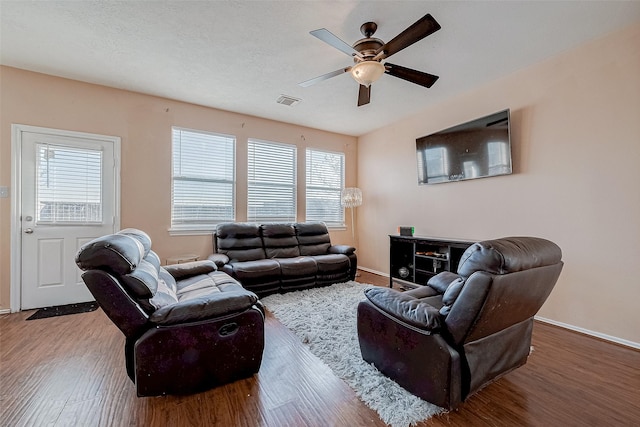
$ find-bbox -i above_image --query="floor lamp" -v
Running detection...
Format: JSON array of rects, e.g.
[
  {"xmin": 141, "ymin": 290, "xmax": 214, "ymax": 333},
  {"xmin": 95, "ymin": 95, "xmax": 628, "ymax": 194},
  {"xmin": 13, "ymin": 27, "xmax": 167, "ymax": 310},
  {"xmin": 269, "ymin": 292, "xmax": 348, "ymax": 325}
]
[{"xmin": 341, "ymin": 187, "xmax": 363, "ymax": 244}]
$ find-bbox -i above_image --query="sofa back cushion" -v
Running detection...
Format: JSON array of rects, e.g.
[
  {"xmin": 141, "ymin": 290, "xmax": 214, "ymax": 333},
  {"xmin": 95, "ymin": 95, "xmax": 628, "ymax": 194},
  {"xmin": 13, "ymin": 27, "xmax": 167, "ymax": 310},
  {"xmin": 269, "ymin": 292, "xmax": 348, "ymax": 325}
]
[
  {"xmin": 119, "ymin": 228, "xmax": 153, "ymax": 255},
  {"xmin": 76, "ymin": 229, "xmax": 169, "ymax": 302},
  {"xmin": 142, "ymin": 269, "xmax": 179, "ymax": 312},
  {"xmin": 295, "ymin": 222, "xmax": 331, "ymax": 256},
  {"xmin": 76, "ymin": 233, "xmax": 144, "ymax": 275},
  {"xmin": 216, "ymin": 222, "xmax": 265, "ymax": 262},
  {"xmin": 457, "ymin": 237, "xmax": 562, "ymax": 280},
  {"xmin": 262, "ymin": 224, "xmax": 300, "ymax": 258}
]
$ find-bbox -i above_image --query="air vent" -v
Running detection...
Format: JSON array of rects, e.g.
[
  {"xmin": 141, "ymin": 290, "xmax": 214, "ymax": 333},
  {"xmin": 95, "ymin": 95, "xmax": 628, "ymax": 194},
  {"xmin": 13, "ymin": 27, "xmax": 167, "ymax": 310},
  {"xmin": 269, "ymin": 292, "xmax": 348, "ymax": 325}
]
[{"xmin": 276, "ymin": 95, "xmax": 301, "ymax": 107}]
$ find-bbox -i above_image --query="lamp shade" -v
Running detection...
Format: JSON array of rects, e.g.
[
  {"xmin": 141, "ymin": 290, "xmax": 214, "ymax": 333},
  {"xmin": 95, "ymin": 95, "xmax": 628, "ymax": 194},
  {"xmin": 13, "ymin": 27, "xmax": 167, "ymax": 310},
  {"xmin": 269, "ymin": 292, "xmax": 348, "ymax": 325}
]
[
  {"xmin": 341, "ymin": 187, "xmax": 363, "ymax": 208},
  {"xmin": 350, "ymin": 61, "xmax": 385, "ymax": 87}
]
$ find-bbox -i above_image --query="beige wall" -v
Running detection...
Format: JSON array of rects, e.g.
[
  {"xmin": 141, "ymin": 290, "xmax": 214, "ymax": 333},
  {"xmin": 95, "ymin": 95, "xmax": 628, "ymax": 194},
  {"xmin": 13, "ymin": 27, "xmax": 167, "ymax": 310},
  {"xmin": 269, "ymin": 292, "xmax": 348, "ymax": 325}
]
[
  {"xmin": 0, "ymin": 67, "xmax": 357, "ymax": 310},
  {"xmin": 357, "ymin": 23, "xmax": 640, "ymax": 345}
]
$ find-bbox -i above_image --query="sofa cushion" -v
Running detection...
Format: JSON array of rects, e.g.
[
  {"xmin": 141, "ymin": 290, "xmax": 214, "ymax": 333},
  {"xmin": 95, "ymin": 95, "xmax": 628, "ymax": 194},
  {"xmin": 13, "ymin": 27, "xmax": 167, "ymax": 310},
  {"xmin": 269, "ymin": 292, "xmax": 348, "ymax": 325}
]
[
  {"xmin": 216, "ymin": 223, "xmax": 265, "ymax": 262},
  {"xmin": 145, "ymin": 276, "xmax": 179, "ymax": 311},
  {"xmin": 312, "ymin": 254, "xmax": 350, "ymax": 274},
  {"xmin": 364, "ymin": 287, "xmax": 442, "ymax": 331},
  {"xmin": 150, "ymin": 272, "xmax": 259, "ymax": 325},
  {"xmin": 295, "ymin": 222, "xmax": 331, "ymax": 256},
  {"xmin": 262, "ymin": 223, "xmax": 300, "ymax": 258},
  {"xmin": 143, "ymin": 269, "xmax": 242, "ymax": 314},
  {"xmin": 121, "ymin": 258, "xmax": 160, "ymax": 298},
  {"xmin": 145, "ymin": 250, "xmax": 161, "ymax": 271},
  {"xmin": 176, "ymin": 270, "xmax": 243, "ymax": 296},
  {"xmin": 228, "ymin": 259, "xmax": 281, "ymax": 281},
  {"xmin": 277, "ymin": 257, "xmax": 317, "ymax": 278},
  {"xmin": 159, "ymin": 268, "xmax": 177, "ymax": 294}
]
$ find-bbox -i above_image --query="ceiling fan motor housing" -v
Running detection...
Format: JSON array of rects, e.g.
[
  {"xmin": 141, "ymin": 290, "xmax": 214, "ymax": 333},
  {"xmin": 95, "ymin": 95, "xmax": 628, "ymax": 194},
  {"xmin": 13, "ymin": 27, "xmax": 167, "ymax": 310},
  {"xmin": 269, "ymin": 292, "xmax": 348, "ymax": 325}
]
[{"xmin": 352, "ymin": 37, "xmax": 384, "ymax": 62}]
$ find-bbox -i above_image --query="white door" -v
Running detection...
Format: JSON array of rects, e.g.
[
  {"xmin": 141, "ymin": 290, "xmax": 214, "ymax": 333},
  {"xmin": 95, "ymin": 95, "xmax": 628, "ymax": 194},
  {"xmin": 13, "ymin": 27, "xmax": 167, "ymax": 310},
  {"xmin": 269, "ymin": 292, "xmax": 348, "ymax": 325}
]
[{"xmin": 19, "ymin": 128, "xmax": 119, "ymax": 310}]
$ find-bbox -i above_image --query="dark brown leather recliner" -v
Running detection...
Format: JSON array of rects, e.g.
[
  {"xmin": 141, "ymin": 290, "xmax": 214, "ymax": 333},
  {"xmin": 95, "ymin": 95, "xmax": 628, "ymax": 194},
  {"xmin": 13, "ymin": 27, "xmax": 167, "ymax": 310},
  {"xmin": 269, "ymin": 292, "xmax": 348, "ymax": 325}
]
[
  {"xmin": 357, "ymin": 236, "xmax": 563, "ymax": 409},
  {"xmin": 75, "ymin": 228, "xmax": 265, "ymax": 397}
]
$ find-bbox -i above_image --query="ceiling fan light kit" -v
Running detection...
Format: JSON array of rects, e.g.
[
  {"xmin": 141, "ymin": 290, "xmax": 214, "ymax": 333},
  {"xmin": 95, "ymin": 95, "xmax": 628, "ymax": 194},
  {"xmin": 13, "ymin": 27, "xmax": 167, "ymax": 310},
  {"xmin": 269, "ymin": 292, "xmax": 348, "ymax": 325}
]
[
  {"xmin": 351, "ymin": 61, "xmax": 385, "ymax": 87},
  {"xmin": 300, "ymin": 13, "xmax": 441, "ymax": 106}
]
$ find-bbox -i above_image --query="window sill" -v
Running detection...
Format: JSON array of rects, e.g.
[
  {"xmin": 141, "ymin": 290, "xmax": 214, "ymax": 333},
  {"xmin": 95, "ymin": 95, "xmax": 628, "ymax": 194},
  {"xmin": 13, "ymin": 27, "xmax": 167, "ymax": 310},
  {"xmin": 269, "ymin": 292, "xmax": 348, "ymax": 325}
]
[
  {"xmin": 168, "ymin": 227, "xmax": 215, "ymax": 236},
  {"xmin": 327, "ymin": 225, "xmax": 347, "ymax": 231}
]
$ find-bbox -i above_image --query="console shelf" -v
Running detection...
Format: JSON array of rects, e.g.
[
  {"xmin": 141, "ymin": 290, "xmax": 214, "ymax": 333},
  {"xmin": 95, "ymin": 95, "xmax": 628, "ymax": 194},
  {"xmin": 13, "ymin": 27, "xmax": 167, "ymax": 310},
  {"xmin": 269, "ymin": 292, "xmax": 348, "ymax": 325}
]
[{"xmin": 389, "ymin": 235, "xmax": 475, "ymax": 288}]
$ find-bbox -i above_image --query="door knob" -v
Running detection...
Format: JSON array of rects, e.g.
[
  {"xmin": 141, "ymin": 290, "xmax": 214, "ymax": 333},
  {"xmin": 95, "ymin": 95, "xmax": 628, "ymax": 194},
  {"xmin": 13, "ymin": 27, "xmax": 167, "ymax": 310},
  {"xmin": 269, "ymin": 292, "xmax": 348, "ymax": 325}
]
[{"xmin": 24, "ymin": 228, "xmax": 34, "ymax": 234}]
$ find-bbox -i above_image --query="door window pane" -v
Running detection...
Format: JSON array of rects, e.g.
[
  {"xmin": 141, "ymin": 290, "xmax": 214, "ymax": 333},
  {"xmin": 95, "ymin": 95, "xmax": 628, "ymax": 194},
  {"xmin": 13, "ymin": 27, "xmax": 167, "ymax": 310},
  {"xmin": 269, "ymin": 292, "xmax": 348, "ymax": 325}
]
[{"xmin": 36, "ymin": 144, "xmax": 102, "ymax": 223}]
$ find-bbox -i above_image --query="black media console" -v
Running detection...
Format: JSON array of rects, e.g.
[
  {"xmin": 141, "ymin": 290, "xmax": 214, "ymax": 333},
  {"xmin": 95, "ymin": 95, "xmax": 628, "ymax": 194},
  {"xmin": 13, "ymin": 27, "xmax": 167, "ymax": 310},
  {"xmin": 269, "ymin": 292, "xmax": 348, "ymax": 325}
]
[{"xmin": 389, "ymin": 235, "xmax": 475, "ymax": 288}]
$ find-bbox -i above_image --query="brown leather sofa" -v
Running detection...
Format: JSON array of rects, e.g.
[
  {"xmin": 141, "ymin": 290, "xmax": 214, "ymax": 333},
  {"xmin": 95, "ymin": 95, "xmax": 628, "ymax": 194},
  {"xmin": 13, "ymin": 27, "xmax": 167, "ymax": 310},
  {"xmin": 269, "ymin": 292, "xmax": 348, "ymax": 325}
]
[
  {"xmin": 357, "ymin": 236, "xmax": 563, "ymax": 409},
  {"xmin": 208, "ymin": 222, "xmax": 357, "ymax": 296},
  {"xmin": 75, "ymin": 228, "xmax": 264, "ymax": 397}
]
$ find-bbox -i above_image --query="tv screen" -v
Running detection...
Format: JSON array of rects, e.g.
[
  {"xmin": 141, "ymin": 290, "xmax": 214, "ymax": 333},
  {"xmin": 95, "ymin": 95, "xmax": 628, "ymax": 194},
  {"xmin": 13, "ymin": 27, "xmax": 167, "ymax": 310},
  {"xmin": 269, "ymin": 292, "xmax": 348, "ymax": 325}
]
[{"xmin": 416, "ymin": 109, "xmax": 512, "ymax": 184}]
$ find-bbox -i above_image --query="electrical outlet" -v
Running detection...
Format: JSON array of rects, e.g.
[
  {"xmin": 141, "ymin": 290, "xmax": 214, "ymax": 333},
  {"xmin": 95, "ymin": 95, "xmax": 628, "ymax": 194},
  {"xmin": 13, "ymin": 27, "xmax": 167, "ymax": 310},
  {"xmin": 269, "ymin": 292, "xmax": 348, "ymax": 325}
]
[{"xmin": 0, "ymin": 186, "xmax": 9, "ymax": 198}]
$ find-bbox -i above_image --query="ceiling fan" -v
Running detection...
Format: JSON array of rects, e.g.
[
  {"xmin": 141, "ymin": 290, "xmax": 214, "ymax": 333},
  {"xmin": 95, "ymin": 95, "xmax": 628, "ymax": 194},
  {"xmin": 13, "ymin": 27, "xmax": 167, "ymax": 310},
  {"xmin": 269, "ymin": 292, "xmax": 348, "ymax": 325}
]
[{"xmin": 299, "ymin": 13, "xmax": 441, "ymax": 106}]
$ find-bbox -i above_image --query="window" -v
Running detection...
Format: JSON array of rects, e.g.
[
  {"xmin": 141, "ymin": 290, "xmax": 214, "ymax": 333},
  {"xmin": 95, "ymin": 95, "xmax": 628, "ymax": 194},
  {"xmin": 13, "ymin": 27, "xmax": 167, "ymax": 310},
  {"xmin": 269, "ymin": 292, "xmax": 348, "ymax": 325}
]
[
  {"xmin": 171, "ymin": 128, "xmax": 235, "ymax": 229},
  {"xmin": 247, "ymin": 139, "xmax": 296, "ymax": 222},
  {"xmin": 306, "ymin": 148, "xmax": 344, "ymax": 226},
  {"xmin": 422, "ymin": 147, "xmax": 449, "ymax": 183},
  {"xmin": 36, "ymin": 143, "xmax": 102, "ymax": 223},
  {"xmin": 487, "ymin": 141, "xmax": 511, "ymax": 175}
]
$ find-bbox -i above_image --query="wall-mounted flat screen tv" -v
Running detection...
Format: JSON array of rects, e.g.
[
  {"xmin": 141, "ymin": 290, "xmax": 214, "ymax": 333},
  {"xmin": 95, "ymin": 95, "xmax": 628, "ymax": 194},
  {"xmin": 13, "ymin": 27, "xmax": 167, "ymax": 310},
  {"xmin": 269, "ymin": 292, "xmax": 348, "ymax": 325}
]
[{"xmin": 416, "ymin": 109, "xmax": 512, "ymax": 184}]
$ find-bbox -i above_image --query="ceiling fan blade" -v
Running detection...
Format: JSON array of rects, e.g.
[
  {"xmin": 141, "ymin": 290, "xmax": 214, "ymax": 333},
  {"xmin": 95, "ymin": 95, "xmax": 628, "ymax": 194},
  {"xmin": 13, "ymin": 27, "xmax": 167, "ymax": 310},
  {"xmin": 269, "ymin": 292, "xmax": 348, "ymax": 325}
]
[
  {"xmin": 385, "ymin": 63, "xmax": 439, "ymax": 88},
  {"xmin": 357, "ymin": 84, "xmax": 371, "ymax": 106},
  {"xmin": 299, "ymin": 67, "xmax": 351, "ymax": 87},
  {"xmin": 310, "ymin": 28, "xmax": 363, "ymax": 58},
  {"xmin": 374, "ymin": 14, "xmax": 441, "ymax": 60}
]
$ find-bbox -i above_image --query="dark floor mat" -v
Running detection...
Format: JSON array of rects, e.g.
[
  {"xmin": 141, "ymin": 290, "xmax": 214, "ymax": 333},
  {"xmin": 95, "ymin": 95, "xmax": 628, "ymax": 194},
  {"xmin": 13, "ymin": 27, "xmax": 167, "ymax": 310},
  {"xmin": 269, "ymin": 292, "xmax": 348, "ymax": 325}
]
[{"xmin": 26, "ymin": 301, "xmax": 99, "ymax": 320}]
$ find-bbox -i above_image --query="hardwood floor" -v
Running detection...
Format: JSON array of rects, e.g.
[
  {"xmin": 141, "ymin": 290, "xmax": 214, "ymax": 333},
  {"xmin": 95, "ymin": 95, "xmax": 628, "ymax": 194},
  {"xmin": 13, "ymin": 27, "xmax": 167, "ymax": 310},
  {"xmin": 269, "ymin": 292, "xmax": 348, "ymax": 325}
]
[{"xmin": 1, "ymin": 270, "xmax": 638, "ymax": 426}]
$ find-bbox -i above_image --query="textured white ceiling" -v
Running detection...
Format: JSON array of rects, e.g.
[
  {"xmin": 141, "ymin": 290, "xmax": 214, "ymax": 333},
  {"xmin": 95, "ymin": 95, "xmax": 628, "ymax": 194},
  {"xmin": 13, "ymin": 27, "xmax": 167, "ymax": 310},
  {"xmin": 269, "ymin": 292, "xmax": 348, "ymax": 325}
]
[{"xmin": 1, "ymin": 1, "xmax": 639, "ymax": 136}]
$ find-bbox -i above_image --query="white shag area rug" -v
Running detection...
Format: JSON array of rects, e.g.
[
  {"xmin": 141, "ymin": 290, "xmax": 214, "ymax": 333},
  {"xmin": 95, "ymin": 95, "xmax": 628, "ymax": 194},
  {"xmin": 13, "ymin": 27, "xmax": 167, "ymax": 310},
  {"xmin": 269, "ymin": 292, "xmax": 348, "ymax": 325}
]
[{"xmin": 261, "ymin": 281, "xmax": 444, "ymax": 427}]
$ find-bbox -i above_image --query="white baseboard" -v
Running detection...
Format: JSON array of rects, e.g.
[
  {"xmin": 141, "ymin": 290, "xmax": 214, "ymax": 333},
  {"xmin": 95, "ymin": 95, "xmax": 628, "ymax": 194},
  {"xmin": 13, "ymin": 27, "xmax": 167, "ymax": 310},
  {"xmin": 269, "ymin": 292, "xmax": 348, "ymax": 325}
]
[
  {"xmin": 357, "ymin": 267, "xmax": 639, "ymax": 350},
  {"xmin": 534, "ymin": 316, "xmax": 640, "ymax": 350},
  {"xmin": 358, "ymin": 266, "xmax": 388, "ymax": 277},
  {"xmin": 0, "ymin": 308, "xmax": 11, "ymax": 315}
]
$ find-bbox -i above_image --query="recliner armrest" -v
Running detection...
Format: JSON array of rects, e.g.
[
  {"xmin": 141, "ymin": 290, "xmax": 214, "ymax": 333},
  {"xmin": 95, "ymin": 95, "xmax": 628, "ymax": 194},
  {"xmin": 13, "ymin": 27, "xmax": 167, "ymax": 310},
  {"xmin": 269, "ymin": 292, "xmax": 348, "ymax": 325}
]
[
  {"xmin": 207, "ymin": 253, "xmax": 230, "ymax": 268},
  {"xmin": 364, "ymin": 287, "xmax": 442, "ymax": 332},
  {"xmin": 329, "ymin": 245, "xmax": 356, "ymax": 255},
  {"xmin": 164, "ymin": 260, "xmax": 217, "ymax": 280},
  {"xmin": 427, "ymin": 271, "xmax": 461, "ymax": 294},
  {"xmin": 150, "ymin": 289, "xmax": 260, "ymax": 325}
]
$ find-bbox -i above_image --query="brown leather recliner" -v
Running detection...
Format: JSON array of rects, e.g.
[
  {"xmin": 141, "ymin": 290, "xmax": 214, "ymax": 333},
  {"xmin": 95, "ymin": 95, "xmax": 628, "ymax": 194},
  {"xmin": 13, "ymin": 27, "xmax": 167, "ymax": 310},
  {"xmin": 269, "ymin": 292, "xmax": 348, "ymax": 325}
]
[
  {"xmin": 357, "ymin": 236, "xmax": 563, "ymax": 409},
  {"xmin": 75, "ymin": 228, "xmax": 265, "ymax": 397}
]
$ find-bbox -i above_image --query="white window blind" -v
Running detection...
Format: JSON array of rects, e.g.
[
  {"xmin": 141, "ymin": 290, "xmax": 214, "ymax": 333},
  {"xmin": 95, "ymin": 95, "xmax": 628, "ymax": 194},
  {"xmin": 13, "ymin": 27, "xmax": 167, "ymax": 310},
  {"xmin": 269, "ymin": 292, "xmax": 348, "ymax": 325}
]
[
  {"xmin": 36, "ymin": 143, "xmax": 102, "ymax": 223},
  {"xmin": 172, "ymin": 128, "xmax": 235, "ymax": 227},
  {"xmin": 247, "ymin": 139, "xmax": 296, "ymax": 222},
  {"xmin": 306, "ymin": 148, "xmax": 344, "ymax": 226}
]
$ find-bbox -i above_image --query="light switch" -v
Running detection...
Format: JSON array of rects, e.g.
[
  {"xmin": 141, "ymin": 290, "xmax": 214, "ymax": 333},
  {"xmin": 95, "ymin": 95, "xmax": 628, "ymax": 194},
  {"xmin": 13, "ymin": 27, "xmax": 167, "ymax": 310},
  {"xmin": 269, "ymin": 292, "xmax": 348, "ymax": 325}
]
[{"xmin": 0, "ymin": 186, "xmax": 8, "ymax": 198}]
